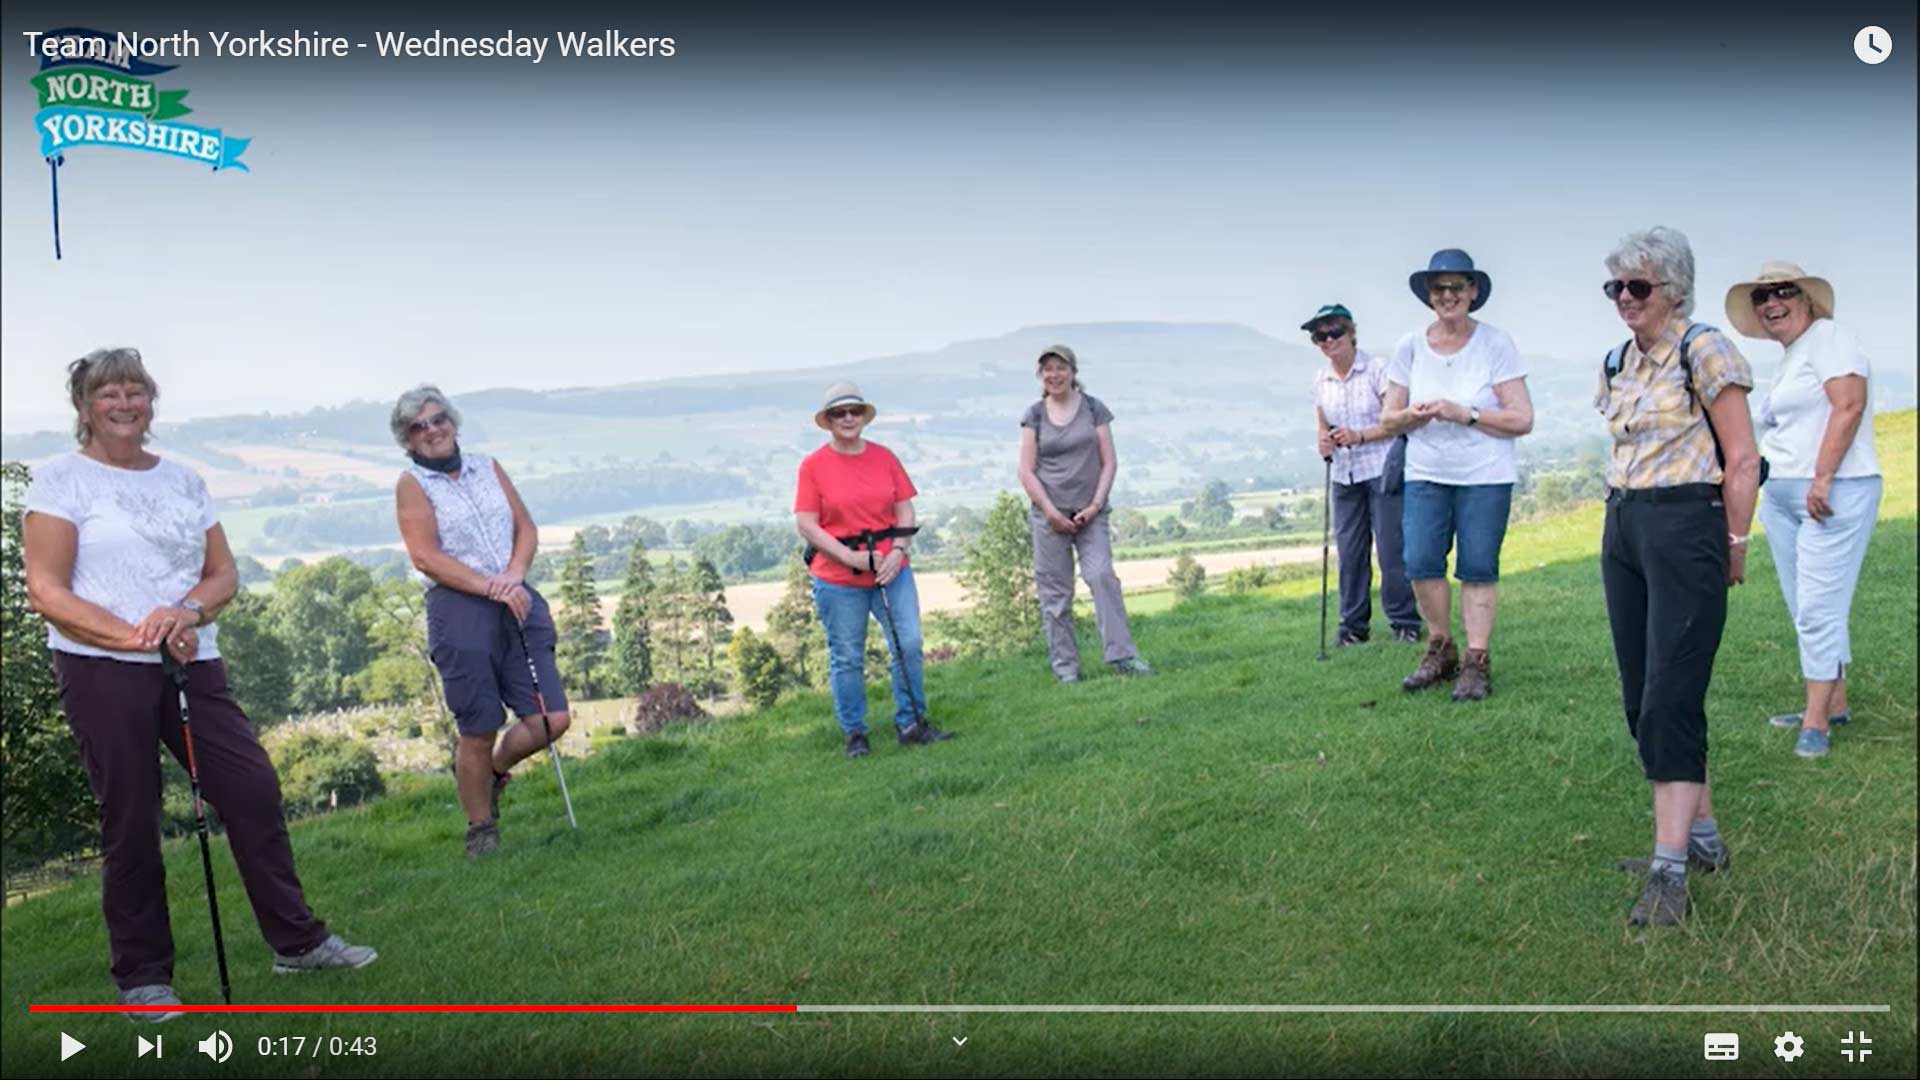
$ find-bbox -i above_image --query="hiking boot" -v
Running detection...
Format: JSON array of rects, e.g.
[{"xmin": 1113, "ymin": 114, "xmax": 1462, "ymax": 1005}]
[
  {"xmin": 845, "ymin": 731, "xmax": 870, "ymax": 759},
  {"xmin": 1110, "ymin": 657, "xmax": 1156, "ymax": 676},
  {"xmin": 1618, "ymin": 844, "xmax": 1730, "ymax": 876},
  {"xmin": 489, "ymin": 769, "xmax": 512, "ymax": 821},
  {"xmin": 1794, "ymin": 728, "xmax": 1830, "ymax": 758},
  {"xmin": 1391, "ymin": 626, "xmax": 1423, "ymax": 644},
  {"xmin": 119, "ymin": 984, "xmax": 185, "ymax": 1023},
  {"xmin": 1335, "ymin": 628, "xmax": 1368, "ymax": 648},
  {"xmin": 1057, "ymin": 672, "xmax": 1080, "ymax": 685},
  {"xmin": 1451, "ymin": 648, "xmax": 1491, "ymax": 702},
  {"xmin": 1402, "ymin": 636, "xmax": 1459, "ymax": 691},
  {"xmin": 1627, "ymin": 869, "xmax": 1690, "ymax": 927},
  {"xmin": 1770, "ymin": 710, "xmax": 1849, "ymax": 728},
  {"xmin": 272, "ymin": 933, "xmax": 379, "ymax": 974},
  {"xmin": 465, "ymin": 820, "xmax": 500, "ymax": 859},
  {"xmin": 897, "ymin": 720, "xmax": 953, "ymax": 746}
]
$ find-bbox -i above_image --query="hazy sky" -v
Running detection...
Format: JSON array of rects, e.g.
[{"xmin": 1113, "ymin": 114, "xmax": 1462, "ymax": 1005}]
[{"xmin": 4, "ymin": 5, "xmax": 1915, "ymax": 433}]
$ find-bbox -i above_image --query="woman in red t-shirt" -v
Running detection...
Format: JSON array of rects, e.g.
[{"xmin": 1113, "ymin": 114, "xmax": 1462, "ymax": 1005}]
[{"xmin": 794, "ymin": 382, "xmax": 952, "ymax": 759}]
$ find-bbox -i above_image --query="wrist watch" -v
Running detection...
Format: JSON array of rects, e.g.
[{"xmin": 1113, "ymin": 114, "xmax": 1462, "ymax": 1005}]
[
  {"xmin": 1468, "ymin": 407, "xmax": 1481, "ymax": 427},
  {"xmin": 180, "ymin": 598, "xmax": 207, "ymax": 627}
]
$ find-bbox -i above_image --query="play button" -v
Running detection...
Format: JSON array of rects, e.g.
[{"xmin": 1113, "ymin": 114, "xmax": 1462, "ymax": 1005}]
[{"xmin": 60, "ymin": 1032, "xmax": 86, "ymax": 1061}]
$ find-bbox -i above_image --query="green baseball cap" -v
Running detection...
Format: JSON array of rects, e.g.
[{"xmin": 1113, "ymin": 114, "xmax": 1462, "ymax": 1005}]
[{"xmin": 1300, "ymin": 303, "xmax": 1353, "ymax": 331}]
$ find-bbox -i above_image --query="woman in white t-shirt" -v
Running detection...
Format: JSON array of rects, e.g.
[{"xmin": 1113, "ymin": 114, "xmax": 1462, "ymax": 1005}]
[
  {"xmin": 21, "ymin": 348, "xmax": 374, "ymax": 1020},
  {"xmin": 1381, "ymin": 249, "xmax": 1534, "ymax": 702},
  {"xmin": 1726, "ymin": 263, "xmax": 1881, "ymax": 759}
]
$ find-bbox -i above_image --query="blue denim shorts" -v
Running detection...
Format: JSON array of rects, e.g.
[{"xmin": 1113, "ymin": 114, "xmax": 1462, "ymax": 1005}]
[{"xmin": 1402, "ymin": 481, "xmax": 1513, "ymax": 583}]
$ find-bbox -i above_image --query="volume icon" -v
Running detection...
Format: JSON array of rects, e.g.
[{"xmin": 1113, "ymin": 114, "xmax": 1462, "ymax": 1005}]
[{"xmin": 197, "ymin": 1030, "xmax": 232, "ymax": 1063}]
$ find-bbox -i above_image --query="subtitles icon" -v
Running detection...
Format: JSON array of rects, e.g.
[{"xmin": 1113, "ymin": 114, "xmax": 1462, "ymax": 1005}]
[
  {"xmin": 1704, "ymin": 1033, "xmax": 1739, "ymax": 1061},
  {"xmin": 1774, "ymin": 1031, "xmax": 1805, "ymax": 1062},
  {"xmin": 1840, "ymin": 1030, "xmax": 1872, "ymax": 1063},
  {"xmin": 197, "ymin": 1030, "xmax": 233, "ymax": 1063}
]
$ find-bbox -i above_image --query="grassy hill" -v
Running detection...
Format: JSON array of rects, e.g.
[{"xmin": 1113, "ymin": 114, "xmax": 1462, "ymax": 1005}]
[{"xmin": 3, "ymin": 415, "xmax": 1914, "ymax": 1078}]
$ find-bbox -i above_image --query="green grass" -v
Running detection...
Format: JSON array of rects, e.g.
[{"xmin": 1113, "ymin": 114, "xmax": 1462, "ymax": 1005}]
[{"xmin": 4, "ymin": 417, "xmax": 1915, "ymax": 1079}]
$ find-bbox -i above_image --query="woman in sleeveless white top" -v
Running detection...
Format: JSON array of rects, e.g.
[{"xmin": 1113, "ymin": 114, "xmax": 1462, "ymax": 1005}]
[{"xmin": 390, "ymin": 385, "xmax": 571, "ymax": 856}]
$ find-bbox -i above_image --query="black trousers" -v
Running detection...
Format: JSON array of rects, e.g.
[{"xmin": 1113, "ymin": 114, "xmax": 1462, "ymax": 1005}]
[{"xmin": 1600, "ymin": 487, "xmax": 1730, "ymax": 783}]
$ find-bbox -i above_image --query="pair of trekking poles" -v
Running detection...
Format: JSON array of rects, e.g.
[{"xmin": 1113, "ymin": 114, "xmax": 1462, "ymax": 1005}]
[{"xmin": 158, "ymin": 603, "xmax": 575, "ymax": 1005}]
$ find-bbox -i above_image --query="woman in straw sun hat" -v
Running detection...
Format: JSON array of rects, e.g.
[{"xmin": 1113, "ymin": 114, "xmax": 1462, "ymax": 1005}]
[
  {"xmin": 1727, "ymin": 261, "xmax": 1881, "ymax": 760},
  {"xmin": 794, "ymin": 382, "xmax": 951, "ymax": 759}
]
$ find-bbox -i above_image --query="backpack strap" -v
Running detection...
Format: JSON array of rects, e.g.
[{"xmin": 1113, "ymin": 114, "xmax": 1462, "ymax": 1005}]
[{"xmin": 1674, "ymin": 323, "xmax": 1727, "ymax": 470}]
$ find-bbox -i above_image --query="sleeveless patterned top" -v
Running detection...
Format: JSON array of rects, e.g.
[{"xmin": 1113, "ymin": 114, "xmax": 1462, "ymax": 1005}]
[{"xmin": 405, "ymin": 451, "xmax": 515, "ymax": 578}]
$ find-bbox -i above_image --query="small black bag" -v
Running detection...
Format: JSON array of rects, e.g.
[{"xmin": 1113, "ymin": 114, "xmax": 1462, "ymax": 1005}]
[{"xmin": 1375, "ymin": 435, "xmax": 1408, "ymax": 496}]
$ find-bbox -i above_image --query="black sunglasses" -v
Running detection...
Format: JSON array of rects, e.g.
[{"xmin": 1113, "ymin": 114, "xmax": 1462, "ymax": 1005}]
[
  {"xmin": 1603, "ymin": 279, "xmax": 1666, "ymax": 301},
  {"xmin": 1428, "ymin": 279, "xmax": 1472, "ymax": 296},
  {"xmin": 1310, "ymin": 326, "xmax": 1349, "ymax": 345},
  {"xmin": 408, "ymin": 412, "xmax": 452, "ymax": 435},
  {"xmin": 825, "ymin": 406, "xmax": 866, "ymax": 421},
  {"xmin": 1749, "ymin": 283, "xmax": 1802, "ymax": 305}
]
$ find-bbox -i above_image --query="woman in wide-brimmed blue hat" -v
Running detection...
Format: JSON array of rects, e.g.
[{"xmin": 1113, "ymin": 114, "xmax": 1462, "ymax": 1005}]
[{"xmin": 1380, "ymin": 249, "xmax": 1534, "ymax": 701}]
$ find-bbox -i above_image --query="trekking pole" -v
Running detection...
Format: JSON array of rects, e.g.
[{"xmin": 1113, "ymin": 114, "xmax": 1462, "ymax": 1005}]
[
  {"xmin": 160, "ymin": 650, "xmax": 233, "ymax": 1005},
  {"xmin": 1318, "ymin": 426, "xmax": 1334, "ymax": 662},
  {"xmin": 510, "ymin": 619, "xmax": 577, "ymax": 830},
  {"xmin": 863, "ymin": 528, "xmax": 927, "ymax": 725}
]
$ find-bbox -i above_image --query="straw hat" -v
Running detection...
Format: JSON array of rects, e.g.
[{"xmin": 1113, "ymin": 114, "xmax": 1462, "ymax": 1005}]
[
  {"xmin": 814, "ymin": 381, "xmax": 876, "ymax": 430},
  {"xmin": 1724, "ymin": 261, "xmax": 1834, "ymax": 339}
]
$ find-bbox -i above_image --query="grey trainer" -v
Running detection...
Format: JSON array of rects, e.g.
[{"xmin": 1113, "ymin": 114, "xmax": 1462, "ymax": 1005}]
[
  {"xmin": 1110, "ymin": 657, "xmax": 1156, "ymax": 676},
  {"xmin": 1627, "ymin": 870, "xmax": 1690, "ymax": 927},
  {"xmin": 273, "ymin": 933, "xmax": 378, "ymax": 975},
  {"xmin": 119, "ymin": 984, "xmax": 185, "ymax": 1023}
]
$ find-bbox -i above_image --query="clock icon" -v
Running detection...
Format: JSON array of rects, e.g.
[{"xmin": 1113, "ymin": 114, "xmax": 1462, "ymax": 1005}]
[{"xmin": 1854, "ymin": 25, "xmax": 1891, "ymax": 65}]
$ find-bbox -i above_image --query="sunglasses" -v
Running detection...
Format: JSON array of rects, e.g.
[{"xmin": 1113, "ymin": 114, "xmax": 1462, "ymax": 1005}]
[
  {"xmin": 1603, "ymin": 279, "xmax": 1667, "ymax": 301},
  {"xmin": 1310, "ymin": 326, "xmax": 1349, "ymax": 345},
  {"xmin": 1427, "ymin": 279, "xmax": 1472, "ymax": 296},
  {"xmin": 1749, "ymin": 283, "xmax": 1802, "ymax": 305},
  {"xmin": 825, "ymin": 406, "xmax": 866, "ymax": 421},
  {"xmin": 408, "ymin": 412, "xmax": 452, "ymax": 435}
]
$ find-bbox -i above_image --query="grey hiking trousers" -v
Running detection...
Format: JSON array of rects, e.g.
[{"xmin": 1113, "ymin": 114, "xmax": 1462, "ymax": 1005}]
[{"xmin": 1030, "ymin": 508, "xmax": 1138, "ymax": 678}]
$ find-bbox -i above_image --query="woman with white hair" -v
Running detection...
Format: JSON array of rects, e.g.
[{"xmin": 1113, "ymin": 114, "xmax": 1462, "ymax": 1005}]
[
  {"xmin": 390, "ymin": 384, "xmax": 570, "ymax": 858},
  {"xmin": 1728, "ymin": 262, "xmax": 1881, "ymax": 759},
  {"xmin": 1594, "ymin": 226, "xmax": 1761, "ymax": 928}
]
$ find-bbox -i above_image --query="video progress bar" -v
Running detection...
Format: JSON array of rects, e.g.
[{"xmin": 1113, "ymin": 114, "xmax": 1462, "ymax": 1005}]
[
  {"xmin": 794, "ymin": 999, "xmax": 1889, "ymax": 1006},
  {"xmin": 30, "ymin": 1003, "xmax": 1893, "ymax": 1015}
]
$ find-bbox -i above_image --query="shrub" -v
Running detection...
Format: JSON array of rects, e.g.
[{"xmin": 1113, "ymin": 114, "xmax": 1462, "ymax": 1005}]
[
  {"xmin": 626, "ymin": 683, "xmax": 706, "ymax": 735},
  {"xmin": 270, "ymin": 733, "xmax": 385, "ymax": 816},
  {"xmin": 1169, "ymin": 550, "xmax": 1207, "ymax": 602},
  {"xmin": 1222, "ymin": 564, "xmax": 1275, "ymax": 594}
]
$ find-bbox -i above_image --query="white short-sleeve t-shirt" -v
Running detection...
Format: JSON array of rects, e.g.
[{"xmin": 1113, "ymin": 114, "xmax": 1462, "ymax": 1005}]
[
  {"xmin": 1759, "ymin": 319, "xmax": 1880, "ymax": 480},
  {"xmin": 23, "ymin": 452, "xmax": 220, "ymax": 663},
  {"xmin": 1386, "ymin": 322, "xmax": 1528, "ymax": 486}
]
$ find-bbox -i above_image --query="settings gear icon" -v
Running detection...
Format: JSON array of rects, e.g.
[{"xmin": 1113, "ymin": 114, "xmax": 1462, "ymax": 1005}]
[{"xmin": 1773, "ymin": 1031, "xmax": 1806, "ymax": 1062}]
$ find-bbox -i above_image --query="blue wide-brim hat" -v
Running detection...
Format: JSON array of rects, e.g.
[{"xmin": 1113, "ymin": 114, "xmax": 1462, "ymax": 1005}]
[{"xmin": 1408, "ymin": 248, "xmax": 1492, "ymax": 312}]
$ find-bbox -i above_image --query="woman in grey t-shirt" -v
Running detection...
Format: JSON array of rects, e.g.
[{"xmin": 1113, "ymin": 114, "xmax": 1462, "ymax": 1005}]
[{"xmin": 1016, "ymin": 345, "xmax": 1153, "ymax": 683}]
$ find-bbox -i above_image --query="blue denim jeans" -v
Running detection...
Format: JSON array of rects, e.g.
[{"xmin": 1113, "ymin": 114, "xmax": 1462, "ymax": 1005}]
[{"xmin": 811, "ymin": 566, "xmax": 927, "ymax": 734}]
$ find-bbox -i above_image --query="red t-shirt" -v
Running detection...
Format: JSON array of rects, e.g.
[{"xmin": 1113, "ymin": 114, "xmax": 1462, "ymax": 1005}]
[{"xmin": 794, "ymin": 441, "xmax": 918, "ymax": 588}]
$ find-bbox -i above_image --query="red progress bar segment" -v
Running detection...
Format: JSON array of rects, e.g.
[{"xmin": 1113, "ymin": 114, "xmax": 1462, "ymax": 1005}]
[{"xmin": 32, "ymin": 1004, "xmax": 798, "ymax": 1013}]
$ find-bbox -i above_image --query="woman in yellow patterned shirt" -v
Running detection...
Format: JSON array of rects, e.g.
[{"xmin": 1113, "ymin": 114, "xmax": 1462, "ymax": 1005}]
[{"xmin": 1593, "ymin": 226, "xmax": 1761, "ymax": 930}]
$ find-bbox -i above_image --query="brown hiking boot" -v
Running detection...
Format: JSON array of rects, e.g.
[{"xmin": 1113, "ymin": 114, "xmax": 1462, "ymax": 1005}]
[
  {"xmin": 1451, "ymin": 648, "xmax": 1491, "ymax": 701},
  {"xmin": 1402, "ymin": 636, "xmax": 1459, "ymax": 691}
]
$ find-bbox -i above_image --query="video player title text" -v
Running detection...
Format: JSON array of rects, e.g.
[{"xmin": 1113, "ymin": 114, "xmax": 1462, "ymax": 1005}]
[{"xmin": 23, "ymin": 29, "xmax": 677, "ymax": 65}]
